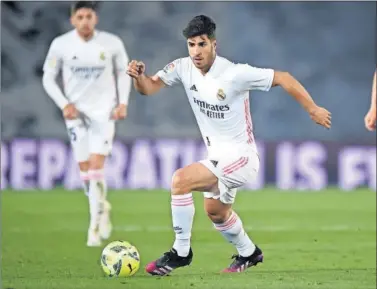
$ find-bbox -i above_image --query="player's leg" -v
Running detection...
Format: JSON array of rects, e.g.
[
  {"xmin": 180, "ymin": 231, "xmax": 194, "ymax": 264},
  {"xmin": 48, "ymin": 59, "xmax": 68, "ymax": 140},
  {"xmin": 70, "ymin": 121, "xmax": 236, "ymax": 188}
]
[
  {"xmin": 145, "ymin": 162, "xmax": 218, "ymax": 276},
  {"xmin": 170, "ymin": 163, "xmax": 218, "ymax": 255},
  {"xmin": 205, "ymin": 197, "xmax": 256, "ymax": 256},
  {"xmin": 202, "ymin": 154, "xmax": 263, "ymax": 273},
  {"xmin": 66, "ymin": 119, "xmax": 91, "ymax": 196},
  {"xmin": 86, "ymin": 120, "xmax": 115, "ymax": 246},
  {"xmin": 86, "ymin": 153, "xmax": 108, "ymax": 246},
  {"xmin": 78, "ymin": 161, "xmax": 90, "ymax": 196},
  {"xmin": 204, "ymin": 197, "xmax": 263, "ymax": 273},
  {"xmin": 66, "ymin": 119, "xmax": 99, "ymax": 245}
]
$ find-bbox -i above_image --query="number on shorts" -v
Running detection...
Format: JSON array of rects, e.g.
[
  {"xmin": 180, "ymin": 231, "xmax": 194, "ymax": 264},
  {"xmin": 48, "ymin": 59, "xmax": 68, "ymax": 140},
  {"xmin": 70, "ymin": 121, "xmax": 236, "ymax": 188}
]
[{"xmin": 68, "ymin": 128, "xmax": 77, "ymax": 142}]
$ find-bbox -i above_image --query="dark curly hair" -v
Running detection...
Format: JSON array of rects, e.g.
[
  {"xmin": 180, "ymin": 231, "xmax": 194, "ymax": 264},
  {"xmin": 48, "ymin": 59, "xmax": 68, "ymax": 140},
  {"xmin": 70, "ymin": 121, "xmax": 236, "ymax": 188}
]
[
  {"xmin": 71, "ymin": 1, "xmax": 98, "ymax": 14},
  {"xmin": 182, "ymin": 15, "xmax": 216, "ymax": 39}
]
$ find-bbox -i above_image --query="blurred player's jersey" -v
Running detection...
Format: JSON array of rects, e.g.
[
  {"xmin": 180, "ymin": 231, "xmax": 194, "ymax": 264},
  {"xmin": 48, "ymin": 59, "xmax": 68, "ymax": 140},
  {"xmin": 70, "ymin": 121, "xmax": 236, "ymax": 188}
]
[
  {"xmin": 43, "ymin": 29, "xmax": 129, "ymax": 120},
  {"xmin": 156, "ymin": 56, "xmax": 274, "ymax": 156}
]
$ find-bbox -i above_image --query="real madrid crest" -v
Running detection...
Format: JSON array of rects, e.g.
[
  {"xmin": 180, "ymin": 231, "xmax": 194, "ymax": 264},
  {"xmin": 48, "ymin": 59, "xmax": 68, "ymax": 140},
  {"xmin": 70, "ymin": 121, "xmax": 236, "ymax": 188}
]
[
  {"xmin": 100, "ymin": 52, "xmax": 105, "ymax": 61},
  {"xmin": 217, "ymin": 88, "xmax": 226, "ymax": 101}
]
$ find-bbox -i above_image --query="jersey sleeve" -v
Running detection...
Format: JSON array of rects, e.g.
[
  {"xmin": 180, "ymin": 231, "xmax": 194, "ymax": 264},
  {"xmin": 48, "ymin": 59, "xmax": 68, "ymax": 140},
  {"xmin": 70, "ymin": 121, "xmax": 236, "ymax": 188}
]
[
  {"xmin": 42, "ymin": 38, "xmax": 69, "ymax": 109},
  {"xmin": 235, "ymin": 64, "xmax": 274, "ymax": 92},
  {"xmin": 43, "ymin": 39, "xmax": 62, "ymax": 76},
  {"xmin": 113, "ymin": 38, "xmax": 131, "ymax": 105},
  {"xmin": 155, "ymin": 59, "xmax": 182, "ymax": 87}
]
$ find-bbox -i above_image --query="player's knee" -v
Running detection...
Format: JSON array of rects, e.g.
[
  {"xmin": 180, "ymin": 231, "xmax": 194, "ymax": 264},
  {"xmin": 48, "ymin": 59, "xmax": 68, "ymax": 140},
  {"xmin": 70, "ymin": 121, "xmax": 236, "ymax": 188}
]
[
  {"xmin": 89, "ymin": 161, "xmax": 103, "ymax": 171},
  {"xmin": 78, "ymin": 161, "xmax": 90, "ymax": 172},
  {"xmin": 206, "ymin": 211, "xmax": 229, "ymax": 224},
  {"xmin": 171, "ymin": 169, "xmax": 191, "ymax": 195},
  {"xmin": 204, "ymin": 198, "xmax": 232, "ymax": 223},
  {"xmin": 206, "ymin": 206, "xmax": 232, "ymax": 224},
  {"xmin": 88, "ymin": 155, "xmax": 105, "ymax": 170}
]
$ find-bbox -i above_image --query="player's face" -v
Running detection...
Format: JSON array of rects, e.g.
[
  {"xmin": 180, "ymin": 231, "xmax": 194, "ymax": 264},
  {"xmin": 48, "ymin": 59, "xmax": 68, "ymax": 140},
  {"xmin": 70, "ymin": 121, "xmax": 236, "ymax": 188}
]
[
  {"xmin": 71, "ymin": 8, "xmax": 97, "ymax": 38},
  {"xmin": 187, "ymin": 35, "xmax": 216, "ymax": 71}
]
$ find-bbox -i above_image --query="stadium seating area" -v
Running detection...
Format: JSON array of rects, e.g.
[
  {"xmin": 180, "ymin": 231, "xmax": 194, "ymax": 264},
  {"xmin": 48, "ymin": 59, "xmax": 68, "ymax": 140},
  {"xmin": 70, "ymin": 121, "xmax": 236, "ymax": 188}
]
[{"xmin": 1, "ymin": 1, "xmax": 375, "ymax": 141}]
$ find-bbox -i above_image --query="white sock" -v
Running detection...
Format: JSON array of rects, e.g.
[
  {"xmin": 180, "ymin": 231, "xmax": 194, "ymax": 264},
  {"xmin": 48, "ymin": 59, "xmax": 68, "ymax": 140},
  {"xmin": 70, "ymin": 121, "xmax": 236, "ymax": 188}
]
[
  {"xmin": 80, "ymin": 171, "xmax": 90, "ymax": 196},
  {"xmin": 88, "ymin": 169, "xmax": 106, "ymax": 231},
  {"xmin": 214, "ymin": 211, "xmax": 256, "ymax": 257},
  {"xmin": 171, "ymin": 193, "xmax": 195, "ymax": 257}
]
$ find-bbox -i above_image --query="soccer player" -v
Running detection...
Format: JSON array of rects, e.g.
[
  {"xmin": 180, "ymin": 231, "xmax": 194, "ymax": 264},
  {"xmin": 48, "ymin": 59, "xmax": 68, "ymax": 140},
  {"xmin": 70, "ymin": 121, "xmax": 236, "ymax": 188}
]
[
  {"xmin": 364, "ymin": 70, "xmax": 376, "ymax": 131},
  {"xmin": 42, "ymin": 1, "xmax": 131, "ymax": 247},
  {"xmin": 127, "ymin": 15, "xmax": 331, "ymax": 274}
]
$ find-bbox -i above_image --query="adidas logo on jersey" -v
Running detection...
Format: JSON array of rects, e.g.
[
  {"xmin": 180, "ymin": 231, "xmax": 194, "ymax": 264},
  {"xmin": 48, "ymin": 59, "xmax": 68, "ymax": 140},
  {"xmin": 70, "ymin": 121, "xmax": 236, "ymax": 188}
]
[{"xmin": 190, "ymin": 85, "xmax": 197, "ymax": 91}]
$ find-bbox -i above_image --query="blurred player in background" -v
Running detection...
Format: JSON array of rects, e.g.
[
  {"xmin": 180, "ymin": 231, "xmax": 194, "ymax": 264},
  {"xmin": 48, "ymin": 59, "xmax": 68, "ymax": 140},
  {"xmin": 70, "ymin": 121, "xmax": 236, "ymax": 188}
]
[
  {"xmin": 364, "ymin": 70, "xmax": 376, "ymax": 131},
  {"xmin": 42, "ymin": 1, "xmax": 131, "ymax": 247},
  {"xmin": 127, "ymin": 15, "xmax": 331, "ymax": 275}
]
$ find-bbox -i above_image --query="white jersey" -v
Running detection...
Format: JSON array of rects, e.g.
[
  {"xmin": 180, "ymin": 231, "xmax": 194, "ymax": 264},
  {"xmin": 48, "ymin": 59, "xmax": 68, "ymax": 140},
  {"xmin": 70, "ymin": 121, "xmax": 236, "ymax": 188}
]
[
  {"xmin": 42, "ymin": 29, "xmax": 131, "ymax": 121},
  {"xmin": 156, "ymin": 56, "xmax": 274, "ymax": 156}
]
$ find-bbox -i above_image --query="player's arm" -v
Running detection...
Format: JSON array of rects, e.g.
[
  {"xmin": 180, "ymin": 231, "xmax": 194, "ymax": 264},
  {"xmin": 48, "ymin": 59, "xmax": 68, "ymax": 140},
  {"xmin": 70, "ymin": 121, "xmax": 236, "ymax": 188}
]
[
  {"xmin": 272, "ymin": 71, "xmax": 319, "ymax": 115},
  {"xmin": 272, "ymin": 71, "xmax": 331, "ymax": 129},
  {"xmin": 113, "ymin": 39, "xmax": 131, "ymax": 105},
  {"xmin": 364, "ymin": 70, "xmax": 377, "ymax": 131},
  {"xmin": 371, "ymin": 70, "xmax": 377, "ymax": 111},
  {"xmin": 111, "ymin": 38, "xmax": 132, "ymax": 119},
  {"xmin": 136, "ymin": 73, "xmax": 165, "ymax": 95},
  {"xmin": 239, "ymin": 64, "xmax": 331, "ymax": 129},
  {"xmin": 42, "ymin": 39, "xmax": 77, "ymax": 119},
  {"xmin": 42, "ymin": 39, "xmax": 69, "ymax": 109},
  {"xmin": 126, "ymin": 60, "xmax": 165, "ymax": 95},
  {"xmin": 127, "ymin": 59, "xmax": 181, "ymax": 95}
]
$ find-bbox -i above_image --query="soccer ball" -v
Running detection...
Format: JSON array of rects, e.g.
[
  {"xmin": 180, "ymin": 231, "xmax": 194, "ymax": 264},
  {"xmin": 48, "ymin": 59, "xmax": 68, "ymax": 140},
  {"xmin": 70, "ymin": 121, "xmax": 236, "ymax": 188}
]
[{"xmin": 100, "ymin": 240, "xmax": 140, "ymax": 277}]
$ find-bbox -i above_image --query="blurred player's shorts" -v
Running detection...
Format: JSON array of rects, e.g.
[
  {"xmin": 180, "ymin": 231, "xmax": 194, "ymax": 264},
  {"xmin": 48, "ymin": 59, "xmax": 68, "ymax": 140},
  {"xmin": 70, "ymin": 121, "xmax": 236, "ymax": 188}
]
[{"xmin": 65, "ymin": 118, "xmax": 115, "ymax": 162}]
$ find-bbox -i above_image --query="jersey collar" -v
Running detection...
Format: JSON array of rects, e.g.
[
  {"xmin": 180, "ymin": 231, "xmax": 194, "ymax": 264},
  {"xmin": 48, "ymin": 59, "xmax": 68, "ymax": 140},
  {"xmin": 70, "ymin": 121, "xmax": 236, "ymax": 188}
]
[
  {"xmin": 74, "ymin": 29, "xmax": 98, "ymax": 42},
  {"xmin": 205, "ymin": 54, "xmax": 220, "ymax": 77}
]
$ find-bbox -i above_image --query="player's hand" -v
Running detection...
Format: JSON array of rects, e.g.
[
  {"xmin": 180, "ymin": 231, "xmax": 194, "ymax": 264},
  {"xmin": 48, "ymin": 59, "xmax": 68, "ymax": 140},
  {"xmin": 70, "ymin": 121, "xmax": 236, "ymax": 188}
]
[
  {"xmin": 309, "ymin": 106, "xmax": 332, "ymax": 129},
  {"xmin": 364, "ymin": 108, "xmax": 376, "ymax": 131},
  {"xmin": 126, "ymin": 60, "xmax": 145, "ymax": 79},
  {"xmin": 112, "ymin": 104, "xmax": 127, "ymax": 120},
  {"xmin": 63, "ymin": 104, "xmax": 79, "ymax": 120}
]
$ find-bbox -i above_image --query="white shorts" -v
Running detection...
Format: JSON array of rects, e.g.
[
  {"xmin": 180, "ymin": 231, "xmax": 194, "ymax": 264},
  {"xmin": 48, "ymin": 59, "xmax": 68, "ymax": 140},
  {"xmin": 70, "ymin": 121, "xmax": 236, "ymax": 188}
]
[
  {"xmin": 65, "ymin": 118, "xmax": 115, "ymax": 163},
  {"xmin": 200, "ymin": 149, "xmax": 260, "ymax": 204}
]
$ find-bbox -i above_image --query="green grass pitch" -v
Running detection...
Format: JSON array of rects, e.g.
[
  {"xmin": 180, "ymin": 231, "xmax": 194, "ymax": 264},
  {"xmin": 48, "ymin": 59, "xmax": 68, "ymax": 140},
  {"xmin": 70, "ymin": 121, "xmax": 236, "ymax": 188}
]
[{"xmin": 1, "ymin": 188, "xmax": 376, "ymax": 289}]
